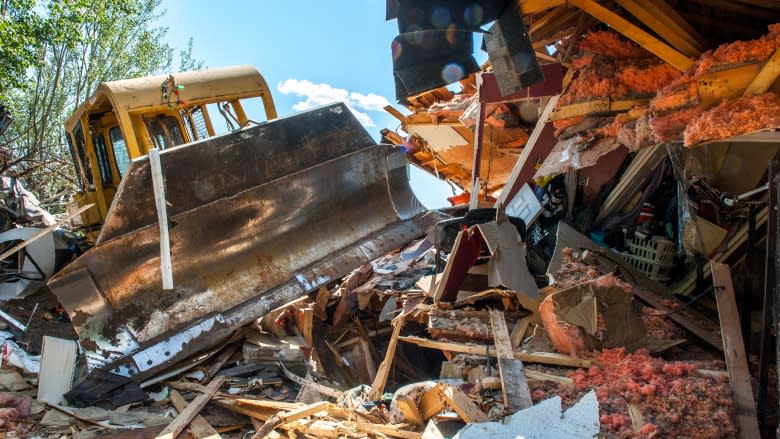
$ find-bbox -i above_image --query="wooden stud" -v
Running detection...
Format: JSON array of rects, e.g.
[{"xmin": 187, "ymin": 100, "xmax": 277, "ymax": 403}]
[
  {"xmin": 155, "ymin": 377, "xmax": 225, "ymax": 439},
  {"xmin": 509, "ymin": 315, "xmax": 533, "ymax": 349},
  {"xmin": 202, "ymin": 343, "xmax": 240, "ymax": 384},
  {"xmin": 495, "ymin": 95, "xmax": 560, "ymax": 209},
  {"xmin": 615, "ymin": 0, "xmax": 700, "ymax": 57},
  {"xmin": 399, "ymin": 335, "xmax": 592, "ymax": 368},
  {"xmin": 529, "ymin": 6, "xmax": 569, "ymax": 35},
  {"xmin": 568, "ymin": 0, "xmax": 694, "ymax": 71},
  {"xmin": 646, "ymin": 0, "xmax": 706, "ymax": 51},
  {"xmin": 550, "ymin": 98, "xmax": 651, "ymax": 121},
  {"xmin": 710, "ymin": 262, "xmax": 760, "ymax": 439},
  {"xmin": 354, "ymin": 422, "xmax": 423, "ymax": 439},
  {"xmin": 517, "ymin": 0, "xmax": 567, "ymax": 16},
  {"xmin": 169, "ymin": 390, "xmax": 222, "ymax": 439},
  {"xmin": 252, "ymin": 402, "xmax": 330, "ymax": 439},
  {"xmin": 489, "ymin": 310, "xmax": 533, "ymax": 413},
  {"xmin": 743, "ymin": 48, "xmax": 780, "ymax": 96},
  {"xmin": 149, "ymin": 148, "xmax": 173, "ymax": 290},
  {"xmin": 314, "ymin": 286, "xmax": 330, "ymax": 321},
  {"xmin": 648, "ymin": 0, "xmax": 706, "ymax": 44},
  {"xmin": 368, "ymin": 316, "xmax": 404, "ymax": 400},
  {"xmin": 438, "ymin": 385, "xmax": 488, "ymax": 423}
]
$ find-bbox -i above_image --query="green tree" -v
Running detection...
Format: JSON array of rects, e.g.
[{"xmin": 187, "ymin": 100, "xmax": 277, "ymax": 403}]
[{"xmin": 0, "ymin": 0, "xmax": 201, "ymax": 209}]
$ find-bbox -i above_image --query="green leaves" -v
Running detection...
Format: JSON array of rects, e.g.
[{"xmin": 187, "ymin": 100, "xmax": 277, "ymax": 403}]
[{"xmin": 0, "ymin": 0, "xmax": 203, "ymax": 210}]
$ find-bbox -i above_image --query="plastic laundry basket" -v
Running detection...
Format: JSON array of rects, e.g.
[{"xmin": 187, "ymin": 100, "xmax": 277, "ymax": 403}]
[{"xmin": 621, "ymin": 234, "xmax": 676, "ymax": 282}]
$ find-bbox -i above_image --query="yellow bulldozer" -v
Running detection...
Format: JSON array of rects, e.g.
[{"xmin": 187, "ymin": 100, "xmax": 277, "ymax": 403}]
[{"xmin": 48, "ymin": 66, "xmax": 437, "ymax": 380}]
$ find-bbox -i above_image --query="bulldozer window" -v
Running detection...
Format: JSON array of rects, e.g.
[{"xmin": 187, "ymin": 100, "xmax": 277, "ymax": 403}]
[
  {"xmin": 92, "ymin": 131, "xmax": 112, "ymax": 185},
  {"xmin": 72, "ymin": 124, "xmax": 95, "ymax": 189},
  {"xmin": 109, "ymin": 127, "xmax": 130, "ymax": 177},
  {"xmin": 145, "ymin": 115, "xmax": 185, "ymax": 150},
  {"xmin": 180, "ymin": 106, "xmax": 209, "ymax": 141}
]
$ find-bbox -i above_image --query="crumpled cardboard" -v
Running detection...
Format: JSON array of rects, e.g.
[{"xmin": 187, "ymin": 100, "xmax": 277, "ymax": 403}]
[{"xmin": 540, "ymin": 277, "xmax": 683, "ymax": 355}]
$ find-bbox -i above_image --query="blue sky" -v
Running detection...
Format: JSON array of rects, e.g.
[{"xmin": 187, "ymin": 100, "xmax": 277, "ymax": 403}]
[{"xmin": 157, "ymin": 0, "xmax": 463, "ymax": 208}]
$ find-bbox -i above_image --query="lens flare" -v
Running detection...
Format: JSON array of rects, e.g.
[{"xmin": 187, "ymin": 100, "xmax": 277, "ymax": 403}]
[
  {"xmin": 431, "ymin": 7, "xmax": 452, "ymax": 29},
  {"xmin": 441, "ymin": 63, "xmax": 465, "ymax": 84},
  {"xmin": 464, "ymin": 3, "xmax": 484, "ymax": 27}
]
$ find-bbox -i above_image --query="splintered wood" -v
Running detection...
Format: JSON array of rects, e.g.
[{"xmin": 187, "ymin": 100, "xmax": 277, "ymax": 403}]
[{"xmin": 488, "ymin": 309, "xmax": 533, "ymax": 413}]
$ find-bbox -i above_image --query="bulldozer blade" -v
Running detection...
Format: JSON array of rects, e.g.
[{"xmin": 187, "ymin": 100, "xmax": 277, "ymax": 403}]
[{"xmin": 48, "ymin": 103, "xmax": 441, "ymax": 380}]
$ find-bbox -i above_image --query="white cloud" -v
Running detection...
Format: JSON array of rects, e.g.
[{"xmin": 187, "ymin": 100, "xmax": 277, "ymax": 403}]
[
  {"xmin": 349, "ymin": 92, "xmax": 391, "ymax": 111},
  {"xmin": 277, "ymin": 79, "xmax": 391, "ymax": 127}
]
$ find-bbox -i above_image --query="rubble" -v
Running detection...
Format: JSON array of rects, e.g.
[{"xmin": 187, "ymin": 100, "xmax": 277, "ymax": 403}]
[{"xmin": 0, "ymin": 3, "xmax": 778, "ymax": 439}]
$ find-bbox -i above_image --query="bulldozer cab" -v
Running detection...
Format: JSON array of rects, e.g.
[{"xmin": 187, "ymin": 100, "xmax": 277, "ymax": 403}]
[{"xmin": 64, "ymin": 65, "xmax": 277, "ymax": 239}]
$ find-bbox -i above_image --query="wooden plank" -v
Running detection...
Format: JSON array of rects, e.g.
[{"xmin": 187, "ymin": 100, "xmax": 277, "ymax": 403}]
[
  {"xmin": 710, "ymin": 262, "xmax": 760, "ymax": 439},
  {"xmin": 419, "ymin": 384, "xmax": 447, "ymax": 420},
  {"xmin": 278, "ymin": 362, "xmax": 343, "ymax": 399},
  {"xmin": 314, "ymin": 286, "xmax": 330, "ymax": 320},
  {"xmin": 367, "ymin": 316, "xmax": 404, "ymax": 400},
  {"xmin": 149, "ymin": 147, "xmax": 173, "ymax": 290},
  {"xmin": 355, "ymin": 422, "xmax": 422, "ymax": 439},
  {"xmin": 517, "ymin": 0, "xmax": 566, "ymax": 15},
  {"xmin": 37, "ymin": 336, "xmax": 77, "ymax": 405},
  {"xmin": 212, "ymin": 399, "xmax": 277, "ymax": 422},
  {"xmin": 495, "ymin": 94, "xmax": 560, "ymax": 209},
  {"xmin": 646, "ymin": 0, "xmax": 706, "ymax": 51},
  {"xmin": 399, "ymin": 336, "xmax": 592, "ymax": 368},
  {"xmin": 252, "ymin": 402, "xmax": 329, "ymax": 439},
  {"xmin": 633, "ymin": 286, "xmax": 724, "ymax": 351},
  {"xmin": 155, "ymin": 377, "xmax": 225, "ymax": 439},
  {"xmin": 202, "ymin": 343, "xmax": 239, "ymax": 384},
  {"xmin": 489, "ymin": 310, "xmax": 532, "ymax": 412},
  {"xmin": 529, "ymin": 6, "xmax": 569, "ymax": 35},
  {"xmin": 509, "ymin": 315, "xmax": 533, "ymax": 348},
  {"xmin": 550, "ymin": 98, "xmax": 650, "ymax": 121},
  {"xmin": 568, "ymin": 0, "xmax": 693, "ymax": 71},
  {"xmin": 525, "ymin": 369, "xmax": 573, "ymax": 385},
  {"xmin": 384, "ymin": 105, "xmax": 407, "ymax": 123},
  {"xmin": 614, "ymin": 0, "xmax": 700, "ymax": 57},
  {"xmin": 438, "ymin": 385, "xmax": 488, "ymax": 423},
  {"xmin": 236, "ymin": 400, "xmax": 304, "ymax": 411},
  {"xmin": 396, "ymin": 395, "xmax": 423, "ymax": 427},
  {"xmin": 744, "ymin": 48, "xmax": 780, "ymax": 96},
  {"xmin": 0, "ymin": 203, "xmax": 93, "ymax": 263},
  {"xmin": 170, "ymin": 390, "xmax": 222, "ymax": 439}
]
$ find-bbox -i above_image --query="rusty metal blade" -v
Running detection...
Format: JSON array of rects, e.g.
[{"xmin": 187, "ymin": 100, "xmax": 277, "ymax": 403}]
[{"xmin": 48, "ymin": 103, "xmax": 441, "ymax": 380}]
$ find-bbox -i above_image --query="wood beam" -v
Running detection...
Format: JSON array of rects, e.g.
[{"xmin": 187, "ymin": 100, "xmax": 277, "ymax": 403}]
[
  {"xmin": 518, "ymin": 0, "xmax": 567, "ymax": 16},
  {"xmin": 744, "ymin": 48, "xmax": 780, "ymax": 96},
  {"xmin": 615, "ymin": 0, "xmax": 700, "ymax": 57},
  {"xmin": 550, "ymin": 98, "xmax": 650, "ymax": 121},
  {"xmin": 489, "ymin": 310, "xmax": 533, "ymax": 413},
  {"xmin": 495, "ymin": 94, "xmax": 559, "ymax": 209},
  {"xmin": 710, "ymin": 262, "xmax": 761, "ymax": 439},
  {"xmin": 529, "ymin": 6, "xmax": 569, "ymax": 34},
  {"xmin": 649, "ymin": 0, "xmax": 707, "ymax": 50},
  {"xmin": 399, "ymin": 335, "xmax": 592, "ymax": 368},
  {"xmin": 568, "ymin": 0, "xmax": 694, "ymax": 71}
]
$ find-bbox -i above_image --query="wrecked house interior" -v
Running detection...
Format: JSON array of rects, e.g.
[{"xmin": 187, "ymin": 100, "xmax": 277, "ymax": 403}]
[{"xmin": 3, "ymin": 0, "xmax": 780, "ymax": 438}]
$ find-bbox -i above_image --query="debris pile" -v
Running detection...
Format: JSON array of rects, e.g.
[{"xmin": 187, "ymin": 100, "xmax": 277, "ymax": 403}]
[{"xmin": 651, "ymin": 24, "xmax": 780, "ymax": 145}]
